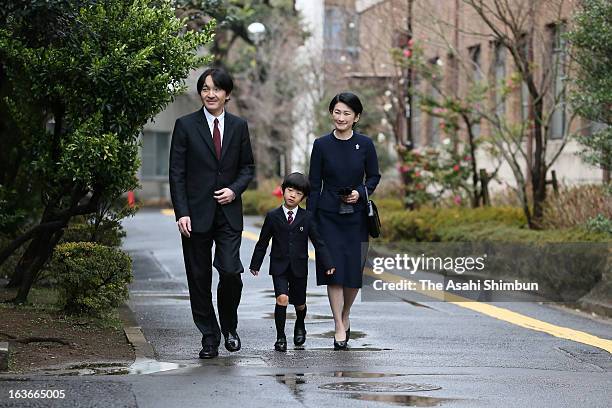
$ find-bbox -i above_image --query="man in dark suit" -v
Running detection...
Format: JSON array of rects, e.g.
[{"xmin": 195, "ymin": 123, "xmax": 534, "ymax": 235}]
[
  {"xmin": 169, "ymin": 68, "xmax": 255, "ymax": 359},
  {"xmin": 249, "ymin": 173, "xmax": 334, "ymax": 352}
]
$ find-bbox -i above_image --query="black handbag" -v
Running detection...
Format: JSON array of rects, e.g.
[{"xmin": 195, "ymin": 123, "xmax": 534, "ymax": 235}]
[{"xmin": 364, "ymin": 186, "xmax": 381, "ymax": 238}]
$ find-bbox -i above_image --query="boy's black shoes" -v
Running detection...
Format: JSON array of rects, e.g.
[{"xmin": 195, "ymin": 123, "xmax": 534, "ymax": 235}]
[
  {"xmin": 199, "ymin": 345, "xmax": 219, "ymax": 359},
  {"xmin": 224, "ymin": 331, "xmax": 241, "ymax": 352},
  {"xmin": 274, "ymin": 337, "xmax": 287, "ymax": 352},
  {"xmin": 294, "ymin": 327, "xmax": 306, "ymax": 346}
]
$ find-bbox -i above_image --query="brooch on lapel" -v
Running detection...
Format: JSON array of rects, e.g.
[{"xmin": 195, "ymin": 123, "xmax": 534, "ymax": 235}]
[
  {"xmin": 299, "ymin": 226, "xmax": 304, "ymax": 231},
  {"xmin": 355, "ymin": 144, "xmax": 360, "ymax": 150}
]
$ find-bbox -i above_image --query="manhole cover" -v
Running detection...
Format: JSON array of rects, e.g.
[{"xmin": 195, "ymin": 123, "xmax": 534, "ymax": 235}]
[{"xmin": 319, "ymin": 382, "xmax": 441, "ymax": 392}]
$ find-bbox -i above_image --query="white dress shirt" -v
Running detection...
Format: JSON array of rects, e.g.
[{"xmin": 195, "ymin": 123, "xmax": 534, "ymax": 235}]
[
  {"xmin": 203, "ymin": 107, "xmax": 225, "ymax": 144},
  {"xmin": 282, "ymin": 205, "xmax": 298, "ymax": 222}
]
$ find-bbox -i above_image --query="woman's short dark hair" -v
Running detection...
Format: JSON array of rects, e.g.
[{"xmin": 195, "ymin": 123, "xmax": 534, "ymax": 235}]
[
  {"xmin": 328, "ymin": 92, "xmax": 363, "ymax": 116},
  {"xmin": 197, "ymin": 68, "xmax": 234, "ymax": 95},
  {"xmin": 281, "ymin": 172, "xmax": 310, "ymax": 196}
]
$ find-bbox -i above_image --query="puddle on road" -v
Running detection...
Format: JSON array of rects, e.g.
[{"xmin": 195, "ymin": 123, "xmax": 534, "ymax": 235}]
[
  {"xmin": 260, "ymin": 289, "xmax": 327, "ymax": 298},
  {"xmin": 307, "ymin": 347, "xmax": 392, "ymax": 351},
  {"xmin": 261, "ymin": 371, "xmax": 409, "ymax": 379},
  {"xmin": 310, "ymin": 330, "xmax": 367, "ymax": 340},
  {"xmin": 128, "ymin": 359, "xmax": 187, "ymax": 375},
  {"xmin": 260, "ymin": 373, "xmax": 456, "ymax": 406},
  {"xmin": 263, "ymin": 312, "xmax": 334, "ymax": 320},
  {"xmin": 131, "ymin": 292, "xmax": 190, "ymax": 299},
  {"xmin": 351, "ymin": 394, "xmax": 452, "ymax": 407}
]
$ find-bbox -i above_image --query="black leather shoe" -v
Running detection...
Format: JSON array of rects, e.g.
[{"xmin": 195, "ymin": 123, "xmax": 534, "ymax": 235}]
[
  {"xmin": 345, "ymin": 327, "xmax": 351, "ymax": 343},
  {"xmin": 294, "ymin": 326, "xmax": 306, "ymax": 346},
  {"xmin": 274, "ymin": 337, "xmax": 287, "ymax": 352},
  {"xmin": 224, "ymin": 331, "xmax": 241, "ymax": 352},
  {"xmin": 199, "ymin": 345, "xmax": 219, "ymax": 359},
  {"xmin": 333, "ymin": 335, "xmax": 348, "ymax": 350}
]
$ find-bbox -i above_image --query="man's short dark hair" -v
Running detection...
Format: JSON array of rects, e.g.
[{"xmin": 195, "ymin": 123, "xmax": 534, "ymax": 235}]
[
  {"xmin": 281, "ymin": 172, "xmax": 310, "ymax": 196},
  {"xmin": 197, "ymin": 68, "xmax": 234, "ymax": 95}
]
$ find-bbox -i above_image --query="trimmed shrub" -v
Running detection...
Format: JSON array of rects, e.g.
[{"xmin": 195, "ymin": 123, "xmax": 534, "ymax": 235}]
[
  {"xmin": 376, "ymin": 198, "xmax": 405, "ymax": 213},
  {"xmin": 47, "ymin": 242, "xmax": 132, "ymax": 317},
  {"xmin": 242, "ymin": 190, "xmax": 283, "ymax": 215},
  {"xmin": 61, "ymin": 220, "xmax": 125, "ymax": 247},
  {"xmin": 437, "ymin": 222, "xmax": 610, "ymax": 243},
  {"xmin": 380, "ymin": 206, "xmax": 526, "ymax": 242}
]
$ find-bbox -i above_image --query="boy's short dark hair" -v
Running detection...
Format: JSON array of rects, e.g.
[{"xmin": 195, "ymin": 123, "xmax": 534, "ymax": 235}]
[
  {"xmin": 281, "ymin": 172, "xmax": 310, "ymax": 196},
  {"xmin": 196, "ymin": 67, "xmax": 234, "ymax": 95}
]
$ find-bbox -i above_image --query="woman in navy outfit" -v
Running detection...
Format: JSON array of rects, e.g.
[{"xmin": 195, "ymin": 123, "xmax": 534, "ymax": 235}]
[{"xmin": 307, "ymin": 92, "xmax": 381, "ymax": 350}]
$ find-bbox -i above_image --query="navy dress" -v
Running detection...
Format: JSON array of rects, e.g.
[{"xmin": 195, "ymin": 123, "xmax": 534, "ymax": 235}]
[{"xmin": 307, "ymin": 131, "xmax": 381, "ymax": 288}]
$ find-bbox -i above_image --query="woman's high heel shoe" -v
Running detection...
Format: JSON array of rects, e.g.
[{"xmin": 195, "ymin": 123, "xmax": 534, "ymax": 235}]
[
  {"xmin": 334, "ymin": 335, "xmax": 348, "ymax": 350},
  {"xmin": 345, "ymin": 327, "xmax": 350, "ymax": 343}
]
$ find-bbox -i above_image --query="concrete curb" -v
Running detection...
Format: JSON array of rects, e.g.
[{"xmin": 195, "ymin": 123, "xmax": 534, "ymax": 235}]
[
  {"xmin": 0, "ymin": 341, "xmax": 9, "ymax": 371},
  {"xmin": 119, "ymin": 304, "xmax": 156, "ymax": 360},
  {"xmin": 579, "ymin": 280, "xmax": 612, "ymax": 318},
  {"xmin": 579, "ymin": 298, "xmax": 612, "ymax": 319}
]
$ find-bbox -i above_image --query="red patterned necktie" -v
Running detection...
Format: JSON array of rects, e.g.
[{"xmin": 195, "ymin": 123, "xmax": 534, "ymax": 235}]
[
  {"xmin": 213, "ymin": 118, "xmax": 222, "ymax": 160},
  {"xmin": 287, "ymin": 210, "xmax": 294, "ymax": 225}
]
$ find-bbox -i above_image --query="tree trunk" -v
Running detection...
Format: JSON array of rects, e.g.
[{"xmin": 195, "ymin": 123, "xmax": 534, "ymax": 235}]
[
  {"xmin": 530, "ymin": 99, "xmax": 546, "ymax": 229},
  {"xmin": 13, "ymin": 227, "xmax": 65, "ymax": 303}
]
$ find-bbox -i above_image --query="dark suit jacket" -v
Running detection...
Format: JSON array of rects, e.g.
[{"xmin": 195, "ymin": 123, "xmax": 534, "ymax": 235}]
[
  {"xmin": 169, "ymin": 109, "xmax": 255, "ymax": 232},
  {"xmin": 249, "ymin": 207, "xmax": 334, "ymax": 277},
  {"xmin": 307, "ymin": 132, "xmax": 380, "ymax": 214}
]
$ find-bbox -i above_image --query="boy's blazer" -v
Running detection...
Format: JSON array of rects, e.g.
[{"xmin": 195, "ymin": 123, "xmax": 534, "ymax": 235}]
[{"xmin": 249, "ymin": 206, "xmax": 334, "ymax": 277}]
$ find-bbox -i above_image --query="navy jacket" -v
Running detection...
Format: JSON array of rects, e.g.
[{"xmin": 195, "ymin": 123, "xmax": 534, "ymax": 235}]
[
  {"xmin": 169, "ymin": 109, "xmax": 255, "ymax": 232},
  {"xmin": 249, "ymin": 206, "xmax": 334, "ymax": 277},
  {"xmin": 307, "ymin": 132, "xmax": 381, "ymax": 213}
]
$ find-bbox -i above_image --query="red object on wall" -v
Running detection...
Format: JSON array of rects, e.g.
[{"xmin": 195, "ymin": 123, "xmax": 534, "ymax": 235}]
[
  {"xmin": 272, "ymin": 186, "xmax": 283, "ymax": 198},
  {"xmin": 127, "ymin": 191, "xmax": 136, "ymax": 208}
]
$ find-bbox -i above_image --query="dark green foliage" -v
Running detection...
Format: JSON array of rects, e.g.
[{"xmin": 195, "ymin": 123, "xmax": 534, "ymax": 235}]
[
  {"xmin": 0, "ymin": 0, "xmax": 213, "ymax": 301},
  {"xmin": 47, "ymin": 242, "xmax": 132, "ymax": 317},
  {"xmin": 566, "ymin": 0, "xmax": 612, "ymax": 174}
]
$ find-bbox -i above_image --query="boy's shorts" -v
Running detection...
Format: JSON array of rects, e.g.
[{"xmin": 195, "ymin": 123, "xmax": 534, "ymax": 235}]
[{"xmin": 272, "ymin": 268, "xmax": 307, "ymax": 306}]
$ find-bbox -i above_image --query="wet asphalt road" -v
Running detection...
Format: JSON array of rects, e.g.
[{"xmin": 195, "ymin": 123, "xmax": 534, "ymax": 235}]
[{"xmin": 1, "ymin": 208, "xmax": 610, "ymax": 407}]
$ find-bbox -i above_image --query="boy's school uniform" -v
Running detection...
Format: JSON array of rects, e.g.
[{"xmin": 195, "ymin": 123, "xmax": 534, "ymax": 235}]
[{"xmin": 249, "ymin": 205, "xmax": 334, "ymax": 280}]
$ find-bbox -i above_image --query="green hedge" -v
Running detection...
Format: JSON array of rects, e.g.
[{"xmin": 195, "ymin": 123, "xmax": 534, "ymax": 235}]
[
  {"xmin": 380, "ymin": 206, "xmax": 526, "ymax": 242},
  {"xmin": 379, "ymin": 206, "xmax": 609, "ymax": 243},
  {"xmin": 61, "ymin": 221, "xmax": 125, "ymax": 247},
  {"xmin": 242, "ymin": 190, "xmax": 284, "ymax": 215},
  {"xmin": 46, "ymin": 242, "xmax": 132, "ymax": 317}
]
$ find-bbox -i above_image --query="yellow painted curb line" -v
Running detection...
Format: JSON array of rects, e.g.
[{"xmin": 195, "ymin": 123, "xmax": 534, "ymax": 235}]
[
  {"xmin": 163, "ymin": 209, "xmax": 612, "ymax": 353},
  {"xmin": 363, "ymin": 269, "xmax": 612, "ymax": 353}
]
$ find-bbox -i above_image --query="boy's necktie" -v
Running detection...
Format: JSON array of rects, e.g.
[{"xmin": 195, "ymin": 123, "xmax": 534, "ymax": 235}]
[{"xmin": 287, "ymin": 210, "xmax": 293, "ymax": 225}]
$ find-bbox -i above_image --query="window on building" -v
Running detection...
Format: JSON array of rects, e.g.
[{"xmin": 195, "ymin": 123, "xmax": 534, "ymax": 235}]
[
  {"xmin": 324, "ymin": 6, "xmax": 359, "ymax": 61},
  {"xmin": 492, "ymin": 42, "xmax": 506, "ymax": 118},
  {"xmin": 519, "ymin": 35, "xmax": 530, "ymax": 124},
  {"xmin": 549, "ymin": 23, "xmax": 567, "ymax": 139},
  {"xmin": 141, "ymin": 130, "xmax": 170, "ymax": 179},
  {"xmin": 324, "ymin": 7, "xmax": 345, "ymax": 51}
]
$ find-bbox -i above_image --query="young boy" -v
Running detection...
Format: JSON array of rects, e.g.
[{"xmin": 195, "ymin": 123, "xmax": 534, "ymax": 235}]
[{"xmin": 249, "ymin": 172, "xmax": 335, "ymax": 351}]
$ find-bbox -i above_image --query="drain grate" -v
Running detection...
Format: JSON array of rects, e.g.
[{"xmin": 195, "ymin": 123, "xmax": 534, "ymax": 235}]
[{"xmin": 319, "ymin": 381, "xmax": 441, "ymax": 392}]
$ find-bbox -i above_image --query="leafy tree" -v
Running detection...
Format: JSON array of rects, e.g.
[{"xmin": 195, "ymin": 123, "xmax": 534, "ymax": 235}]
[
  {"xmin": 566, "ymin": 0, "xmax": 612, "ymax": 184},
  {"xmin": 0, "ymin": 0, "xmax": 213, "ymax": 302},
  {"xmin": 176, "ymin": 1, "xmax": 305, "ymax": 180}
]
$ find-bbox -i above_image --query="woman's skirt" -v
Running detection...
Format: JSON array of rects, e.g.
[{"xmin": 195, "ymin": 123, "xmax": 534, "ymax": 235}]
[{"xmin": 315, "ymin": 209, "xmax": 369, "ymax": 288}]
